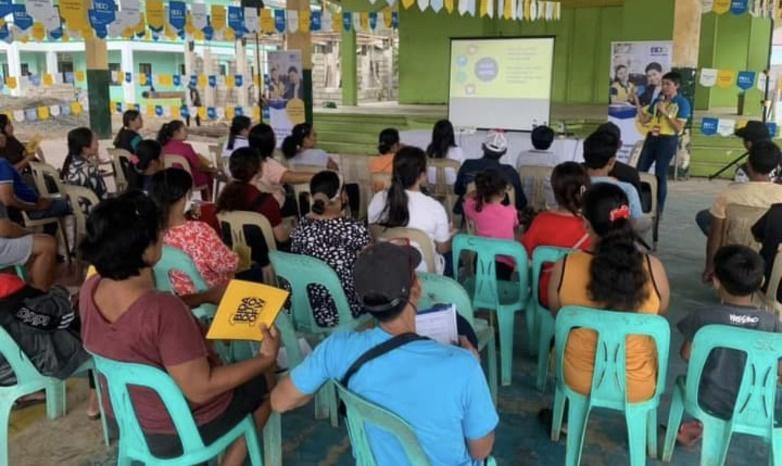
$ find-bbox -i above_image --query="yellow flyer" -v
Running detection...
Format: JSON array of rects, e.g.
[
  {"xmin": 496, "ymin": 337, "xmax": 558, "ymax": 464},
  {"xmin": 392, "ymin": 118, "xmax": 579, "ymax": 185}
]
[{"xmin": 206, "ymin": 280, "xmax": 289, "ymax": 342}]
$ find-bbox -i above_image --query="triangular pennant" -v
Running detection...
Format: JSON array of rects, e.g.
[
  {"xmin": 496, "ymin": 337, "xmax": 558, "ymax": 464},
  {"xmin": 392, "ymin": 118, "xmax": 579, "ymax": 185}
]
[
  {"xmin": 730, "ymin": 0, "xmax": 748, "ymax": 15},
  {"xmin": 717, "ymin": 118, "xmax": 736, "ymax": 136},
  {"xmin": 343, "ymin": 12, "xmax": 352, "ymax": 31},
  {"xmin": 274, "ymin": 9, "xmax": 286, "ymax": 33},
  {"xmin": 299, "ymin": 10, "xmax": 310, "ymax": 33},
  {"xmin": 699, "ymin": 68, "xmax": 718, "ymax": 87},
  {"xmin": 736, "ymin": 71, "xmax": 756, "ymax": 90},
  {"xmin": 713, "ymin": 0, "xmax": 730, "ymax": 14},
  {"xmin": 287, "ymin": 10, "xmax": 299, "ymax": 33},
  {"xmin": 716, "ymin": 69, "xmax": 736, "ymax": 88},
  {"xmin": 311, "ymin": 11, "xmax": 322, "ymax": 31},
  {"xmin": 701, "ymin": 0, "xmax": 714, "ymax": 13},
  {"xmin": 701, "ymin": 117, "xmax": 718, "ymax": 136}
]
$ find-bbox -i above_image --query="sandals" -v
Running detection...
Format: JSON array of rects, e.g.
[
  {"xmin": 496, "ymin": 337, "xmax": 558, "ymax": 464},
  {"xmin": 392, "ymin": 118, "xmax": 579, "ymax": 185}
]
[{"xmin": 676, "ymin": 420, "xmax": 703, "ymax": 447}]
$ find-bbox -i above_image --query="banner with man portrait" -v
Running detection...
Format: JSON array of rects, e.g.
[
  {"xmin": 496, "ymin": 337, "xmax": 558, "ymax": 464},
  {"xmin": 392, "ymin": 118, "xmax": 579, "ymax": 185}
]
[
  {"xmin": 608, "ymin": 41, "xmax": 673, "ymax": 162},
  {"xmin": 265, "ymin": 50, "xmax": 305, "ymax": 144}
]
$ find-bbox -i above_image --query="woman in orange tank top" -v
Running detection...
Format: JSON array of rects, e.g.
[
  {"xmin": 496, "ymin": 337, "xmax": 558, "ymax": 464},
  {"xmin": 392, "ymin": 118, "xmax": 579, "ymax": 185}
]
[{"xmin": 547, "ymin": 183, "xmax": 670, "ymax": 403}]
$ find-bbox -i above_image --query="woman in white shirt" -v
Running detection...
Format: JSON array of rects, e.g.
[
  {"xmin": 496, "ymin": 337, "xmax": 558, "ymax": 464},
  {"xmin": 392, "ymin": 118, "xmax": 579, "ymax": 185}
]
[
  {"xmin": 368, "ymin": 146, "xmax": 454, "ymax": 275},
  {"xmin": 426, "ymin": 119, "xmax": 465, "ymax": 185},
  {"xmin": 281, "ymin": 123, "xmax": 339, "ymax": 170},
  {"xmin": 221, "ymin": 115, "xmax": 251, "ymax": 160}
]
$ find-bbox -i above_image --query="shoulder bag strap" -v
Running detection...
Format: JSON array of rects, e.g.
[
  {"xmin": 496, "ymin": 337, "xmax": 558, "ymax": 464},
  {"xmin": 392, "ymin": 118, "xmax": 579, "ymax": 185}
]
[{"xmin": 340, "ymin": 332, "xmax": 427, "ymax": 388}]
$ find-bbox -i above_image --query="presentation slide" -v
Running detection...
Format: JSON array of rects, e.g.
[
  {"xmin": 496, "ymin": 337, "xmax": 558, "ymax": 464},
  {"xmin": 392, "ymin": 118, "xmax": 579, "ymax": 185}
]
[{"xmin": 448, "ymin": 37, "xmax": 555, "ymax": 131}]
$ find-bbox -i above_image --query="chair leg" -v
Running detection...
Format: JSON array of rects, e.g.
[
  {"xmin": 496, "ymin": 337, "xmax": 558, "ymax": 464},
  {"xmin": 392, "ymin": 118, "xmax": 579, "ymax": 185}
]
[
  {"xmin": 700, "ymin": 420, "xmax": 732, "ymax": 466},
  {"xmin": 565, "ymin": 397, "xmax": 590, "ymax": 466},
  {"xmin": 116, "ymin": 445, "xmax": 132, "ymax": 466},
  {"xmin": 314, "ymin": 386, "xmax": 330, "ymax": 420},
  {"xmin": 485, "ymin": 332, "xmax": 498, "ymax": 404},
  {"xmin": 91, "ymin": 371, "xmax": 111, "ymax": 446},
  {"xmin": 625, "ymin": 406, "xmax": 649, "ymax": 466},
  {"xmin": 552, "ymin": 387, "xmax": 566, "ymax": 442},
  {"xmin": 525, "ymin": 297, "xmax": 537, "ymax": 356},
  {"xmin": 245, "ymin": 418, "xmax": 264, "ymax": 466},
  {"xmin": 661, "ymin": 382, "xmax": 685, "ymax": 463},
  {"xmin": 0, "ymin": 399, "xmax": 13, "ymax": 466},
  {"xmin": 646, "ymin": 408, "xmax": 658, "ymax": 459},
  {"xmin": 496, "ymin": 308, "xmax": 516, "ymax": 386},
  {"xmin": 262, "ymin": 411, "xmax": 282, "ymax": 466},
  {"xmin": 45, "ymin": 380, "xmax": 65, "ymax": 420},
  {"xmin": 328, "ymin": 383, "xmax": 339, "ymax": 428},
  {"xmin": 536, "ymin": 314, "xmax": 554, "ymax": 392}
]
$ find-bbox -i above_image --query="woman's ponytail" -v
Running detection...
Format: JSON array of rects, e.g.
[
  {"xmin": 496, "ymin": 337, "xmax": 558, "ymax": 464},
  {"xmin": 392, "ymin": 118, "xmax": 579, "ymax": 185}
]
[
  {"xmin": 381, "ymin": 147, "xmax": 427, "ymax": 227},
  {"xmin": 281, "ymin": 123, "xmax": 311, "ymax": 159}
]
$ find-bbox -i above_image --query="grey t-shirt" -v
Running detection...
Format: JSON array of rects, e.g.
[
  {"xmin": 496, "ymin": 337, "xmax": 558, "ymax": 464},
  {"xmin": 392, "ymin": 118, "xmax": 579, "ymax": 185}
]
[{"xmin": 677, "ymin": 304, "xmax": 779, "ymax": 420}]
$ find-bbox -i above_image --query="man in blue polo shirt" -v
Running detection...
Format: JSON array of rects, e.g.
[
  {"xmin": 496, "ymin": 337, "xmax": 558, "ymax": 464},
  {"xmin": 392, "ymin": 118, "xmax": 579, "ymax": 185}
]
[
  {"xmin": 271, "ymin": 242, "xmax": 498, "ymax": 465},
  {"xmin": 0, "ymin": 150, "xmax": 70, "ymax": 226}
]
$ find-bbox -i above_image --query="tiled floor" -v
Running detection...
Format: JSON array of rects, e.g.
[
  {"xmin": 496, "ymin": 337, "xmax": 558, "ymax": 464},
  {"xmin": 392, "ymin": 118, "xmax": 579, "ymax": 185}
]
[{"xmin": 8, "ymin": 178, "xmax": 772, "ymax": 466}]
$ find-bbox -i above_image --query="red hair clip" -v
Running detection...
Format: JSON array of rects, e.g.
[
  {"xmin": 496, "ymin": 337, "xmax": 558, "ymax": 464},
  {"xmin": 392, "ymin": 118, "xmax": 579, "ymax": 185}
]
[{"xmin": 609, "ymin": 204, "xmax": 631, "ymax": 222}]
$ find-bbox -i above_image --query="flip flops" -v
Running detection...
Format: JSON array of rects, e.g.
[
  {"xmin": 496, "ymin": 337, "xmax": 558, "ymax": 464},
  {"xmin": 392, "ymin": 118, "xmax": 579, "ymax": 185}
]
[{"xmin": 676, "ymin": 420, "xmax": 703, "ymax": 447}]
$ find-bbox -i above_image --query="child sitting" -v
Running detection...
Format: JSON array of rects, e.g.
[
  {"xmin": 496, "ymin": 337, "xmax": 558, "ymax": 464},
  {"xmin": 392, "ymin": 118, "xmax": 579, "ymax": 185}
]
[
  {"xmin": 675, "ymin": 245, "xmax": 779, "ymax": 443},
  {"xmin": 463, "ymin": 169, "xmax": 519, "ymax": 280}
]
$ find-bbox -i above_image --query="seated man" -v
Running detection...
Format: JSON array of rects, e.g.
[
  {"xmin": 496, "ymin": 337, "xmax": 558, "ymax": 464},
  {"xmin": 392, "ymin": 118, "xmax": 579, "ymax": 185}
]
[
  {"xmin": 701, "ymin": 140, "xmax": 782, "ymax": 282},
  {"xmin": 454, "ymin": 130, "xmax": 527, "ymax": 212},
  {"xmin": 583, "ymin": 130, "xmax": 650, "ymax": 233},
  {"xmin": 0, "ymin": 203, "xmax": 56, "ymax": 290},
  {"xmin": 515, "ymin": 125, "xmax": 558, "ymax": 207},
  {"xmin": 271, "ymin": 242, "xmax": 498, "ymax": 465},
  {"xmin": 733, "ymin": 121, "xmax": 773, "ymax": 183},
  {"xmin": 595, "ymin": 122, "xmax": 642, "ymax": 197}
]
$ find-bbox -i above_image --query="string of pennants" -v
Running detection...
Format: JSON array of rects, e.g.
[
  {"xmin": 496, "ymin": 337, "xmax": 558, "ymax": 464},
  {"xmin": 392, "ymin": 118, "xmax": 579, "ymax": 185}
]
[
  {"xmin": 700, "ymin": 118, "xmax": 778, "ymax": 137},
  {"xmin": 398, "ymin": 0, "xmax": 561, "ymax": 20},
  {"xmin": 109, "ymin": 101, "xmax": 264, "ymax": 124},
  {"xmin": 0, "ymin": 0, "xmax": 401, "ymax": 44},
  {"xmin": 5, "ymin": 101, "xmax": 84, "ymax": 123},
  {"xmin": 698, "ymin": 68, "xmax": 780, "ymax": 92},
  {"xmin": 701, "ymin": 0, "xmax": 776, "ymax": 17}
]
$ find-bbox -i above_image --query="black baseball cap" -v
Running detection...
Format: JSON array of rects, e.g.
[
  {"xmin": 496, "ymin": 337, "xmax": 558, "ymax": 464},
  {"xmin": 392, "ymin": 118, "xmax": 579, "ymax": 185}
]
[
  {"xmin": 735, "ymin": 121, "xmax": 770, "ymax": 143},
  {"xmin": 353, "ymin": 242, "xmax": 421, "ymax": 313}
]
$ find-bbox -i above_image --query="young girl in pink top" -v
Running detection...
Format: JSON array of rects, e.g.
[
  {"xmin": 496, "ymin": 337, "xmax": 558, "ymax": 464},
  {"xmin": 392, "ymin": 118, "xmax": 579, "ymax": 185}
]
[
  {"xmin": 157, "ymin": 120, "xmax": 216, "ymax": 196},
  {"xmin": 463, "ymin": 169, "xmax": 519, "ymax": 279}
]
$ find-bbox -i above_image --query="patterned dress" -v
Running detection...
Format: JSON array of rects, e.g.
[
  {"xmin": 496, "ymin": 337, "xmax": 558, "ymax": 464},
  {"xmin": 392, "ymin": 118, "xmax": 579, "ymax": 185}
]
[
  {"xmin": 63, "ymin": 156, "xmax": 108, "ymax": 201},
  {"xmin": 164, "ymin": 220, "xmax": 239, "ymax": 296},
  {"xmin": 290, "ymin": 216, "xmax": 371, "ymax": 327}
]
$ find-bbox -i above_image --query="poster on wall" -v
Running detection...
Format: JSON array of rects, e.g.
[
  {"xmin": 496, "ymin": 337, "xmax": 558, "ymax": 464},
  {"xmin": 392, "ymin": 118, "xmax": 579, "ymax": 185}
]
[
  {"xmin": 608, "ymin": 41, "xmax": 673, "ymax": 162},
  {"xmin": 265, "ymin": 50, "xmax": 305, "ymax": 144}
]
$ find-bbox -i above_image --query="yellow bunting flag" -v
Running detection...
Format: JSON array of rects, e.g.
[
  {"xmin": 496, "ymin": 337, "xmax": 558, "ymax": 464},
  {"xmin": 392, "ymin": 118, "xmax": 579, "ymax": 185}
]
[
  {"xmin": 170, "ymin": 105, "xmax": 180, "ymax": 118},
  {"xmin": 74, "ymin": 70, "xmax": 85, "ymax": 82},
  {"xmin": 198, "ymin": 74, "xmax": 207, "ymax": 88},
  {"xmin": 146, "ymin": 104, "xmax": 155, "ymax": 117},
  {"xmin": 109, "ymin": 101, "xmax": 117, "ymax": 114},
  {"xmin": 225, "ymin": 75, "xmax": 235, "ymax": 88},
  {"xmin": 260, "ymin": 9, "xmax": 275, "ymax": 34},
  {"xmin": 479, "ymin": 0, "xmax": 491, "ymax": 17},
  {"xmin": 360, "ymin": 12, "xmax": 369, "ymax": 31},
  {"xmin": 198, "ymin": 106, "xmax": 207, "ymax": 120},
  {"xmin": 384, "ymin": 8, "xmax": 393, "ymax": 28},
  {"xmin": 31, "ymin": 23, "xmax": 46, "ymax": 41},
  {"xmin": 61, "ymin": 30, "xmax": 69, "ymax": 42},
  {"xmin": 524, "ymin": 0, "xmax": 532, "ymax": 20},
  {"xmin": 299, "ymin": 10, "xmax": 311, "ymax": 33},
  {"xmin": 205, "ymin": 281, "xmax": 288, "ymax": 342},
  {"xmin": 146, "ymin": 0, "xmax": 164, "ymax": 30},
  {"xmin": 138, "ymin": 73, "xmax": 148, "ymax": 85},
  {"xmin": 332, "ymin": 12, "xmax": 342, "ymax": 32},
  {"xmin": 135, "ymin": 13, "xmax": 147, "ymax": 36},
  {"xmin": 185, "ymin": 12, "xmax": 195, "ymax": 35},
  {"xmin": 60, "ymin": 0, "xmax": 90, "ymax": 34},
  {"xmin": 158, "ymin": 74, "xmax": 172, "ymax": 87},
  {"xmin": 402, "ymin": 0, "xmax": 416, "ymax": 9},
  {"xmin": 43, "ymin": 74, "xmax": 54, "ymax": 86},
  {"xmin": 194, "ymin": 29, "xmax": 205, "ymax": 41},
  {"xmin": 5, "ymin": 77, "xmax": 15, "ymax": 89},
  {"xmin": 445, "ymin": 0, "xmax": 455, "ymax": 13},
  {"xmin": 253, "ymin": 74, "xmax": 260, "ymax": 87},
  {"xmin": 224, "ymin": 28, "xmax": 235, "ymax": 41},
  {"xmin": 717, "ymin": 69, "xmax": 736, "ymax": 88},
  {"xmin": 37, "ymin": 106, "xmax": 49, "ymax": 120},
  {"xmin": 713, "ymin": 0, "xmax": 730, "ymax": 14},
  {"xmin": 252, "ymin": 105, "xmax": 261, "ymax": 122},
  {"xmin": 503, "ymin": 0, "xmax": 513, "ymax": 20},
  {"xmin": 70, "ymin": 102, "xmax": 82, "ymax": 115},
  {"xmin": 225, "ymin": 106, "xmax": 235, "ymax": 121},
  {"xmin": 164, "ymin": 24, "xmax": 177, "ymax": 40},
  {"xmin": 211, "ymin": 5, "xmax": 226, "ymax": 31}
]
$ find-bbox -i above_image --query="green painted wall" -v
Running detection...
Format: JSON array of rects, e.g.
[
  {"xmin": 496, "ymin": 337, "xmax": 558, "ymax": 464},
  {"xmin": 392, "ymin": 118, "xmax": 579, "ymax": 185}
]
[{"xmin": 397, "ymin": 0, "xmax": 676, "ymax": 105}]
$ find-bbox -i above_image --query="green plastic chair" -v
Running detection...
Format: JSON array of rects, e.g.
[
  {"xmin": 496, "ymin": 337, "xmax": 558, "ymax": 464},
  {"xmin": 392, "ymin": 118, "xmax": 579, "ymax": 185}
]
[
  {"xmin": 529, "ymin": 246, "xmax": 573, "ymax": 391},
  {"xmin": 552, "ymin": 306, "xmax": 670, "ymax": 466},
  {"xmin": 268, "ymin": 250, "xmax": 371, "ymax": 426},
  {"xmin": 452, "ymin": 234, "xmax": 530, "ymax": 386},
  {"xmin": 335, "ymin": 381, "xmax": 498, "ymax": 466},
  {"xmin": 417, "ymin": 272, "xmax": 498, "ymax": 403},
  {"xmin": 91, "ymin": 353, "xmax": 280, "ymax": 466},
  {"xmin": 153, "ymin": 245, "xmax": 217, "ymax": 322},
  {"xmin": 662, "ymin": 325, "xmax": 782, "ymax": 466},
  {"xmin": 0, "ymin": 327, "xmax": 106, "ymax": 466}
]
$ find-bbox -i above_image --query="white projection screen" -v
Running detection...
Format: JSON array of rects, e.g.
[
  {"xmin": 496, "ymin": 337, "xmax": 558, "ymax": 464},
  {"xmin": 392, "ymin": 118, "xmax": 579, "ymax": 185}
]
[{"xmin": 448, "ymin": 37, "xmax": 555, "ymax": 131}]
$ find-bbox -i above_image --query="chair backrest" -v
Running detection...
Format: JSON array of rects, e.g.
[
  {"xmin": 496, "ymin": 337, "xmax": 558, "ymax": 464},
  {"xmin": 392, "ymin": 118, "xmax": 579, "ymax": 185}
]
[
  {"xmin": 417, "ymin": 272, "xmax": 476, "ymax": 327},
  {"xmin": 217, "ymin": 210, "xmax": 277, "ymax": 284},
  {"xmin": 428, "ymin": 158, "xmax": 460, "ymax": 197},
  {"xmin": 153, "ymin": 245, "xmax": 209, "ymax": 293},
  {"xmin": 90, "ymin": 354, "xmax": 208, "ymax": 457},
  {"xmin": 61, "ymin": 184, "xmax": 100, "ymax": 252},
  {"xmin": 639, "ymin": 172, "xmax": 658, "ymax": 216},
  {"xmin": 335, "ymin": 381, "xmax": 431, "ymax": 466},
  {"xmin": 531, "ymin": 246, "xmax": 572, "ymax": 310},
  {"xmin": 268, "ymin": 250, "xmax": 357, "ymax": 335},
  {"xmin": 627, "ymin": 140, "xmax": 645, "ymax": 168},
  {"xmin": 722, "ymin": 204, "xmax": 767, "ymax": 250},
  {"xmin": 370, "ymin": 173, "xmax": 391, "ymax": 193},
  {"xmin": 684, "ymin": 324, "xmax": 782, "ymax": 435},
  {"xmin": 518, "ymin": 165, "xmax": 553, "ymax": 211},
  {"xmin": 376, "ymin": 227, "xmax": 437, "ymax": 273},
  {"xmin": 163, "ymin": 154, "xmax": 194, "ymax": 176},
  {"xmin": 289, "ymin": 163, "xmax": 323, "ymax": 174},
  {"xmin": 0, "ymin": 324, "xmax": 45, "ymax": 384},
  {"xmin": 107, "ymin": 148, "xmax": 132, "ymax": 192},
  {"xmin": 28, "ymin": 161, "xmax": 64, "ymax": 196},
  {"xmin": 554, "ymin": 306, "xmax": 670, "ymax": 407},
  {"xmin": 452, "ymin": 233, "xmax": 530, "ymax": 309}
]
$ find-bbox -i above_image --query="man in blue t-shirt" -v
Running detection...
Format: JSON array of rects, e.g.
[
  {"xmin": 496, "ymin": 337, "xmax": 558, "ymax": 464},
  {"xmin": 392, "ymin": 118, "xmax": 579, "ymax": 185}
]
[
  {"xmin": 0, "ymin": 156, "xmax": 70, "ymax": 226},
  {"xmin": 271, "ymin": 243, "xmax": 498, "ymax": 466}
]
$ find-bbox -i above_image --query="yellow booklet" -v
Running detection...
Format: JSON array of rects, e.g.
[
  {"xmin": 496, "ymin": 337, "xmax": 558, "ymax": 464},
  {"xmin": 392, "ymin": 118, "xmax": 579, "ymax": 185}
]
[{"xmin": 206, "ymin": 280, "xmax": 289, "ymax": 342}]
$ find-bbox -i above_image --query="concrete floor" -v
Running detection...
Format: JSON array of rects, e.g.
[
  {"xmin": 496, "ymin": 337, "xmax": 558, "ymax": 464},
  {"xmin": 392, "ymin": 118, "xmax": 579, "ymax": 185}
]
[{"xmin": 8, "ymin": 177, "xmax": 771, "ymax": 466}]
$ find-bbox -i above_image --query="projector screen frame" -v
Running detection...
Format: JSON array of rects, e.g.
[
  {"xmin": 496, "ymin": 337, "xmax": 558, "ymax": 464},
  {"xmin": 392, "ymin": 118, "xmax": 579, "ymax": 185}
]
[{"xmin": 447, "ymin": 35, "xmax": 557, "ymax": 133}]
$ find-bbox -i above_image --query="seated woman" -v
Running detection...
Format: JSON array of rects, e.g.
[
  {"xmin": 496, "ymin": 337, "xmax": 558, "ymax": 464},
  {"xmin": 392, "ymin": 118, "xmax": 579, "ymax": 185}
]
[
  {"xmin": 61, "ymin": 127, "xmax": 108, "ymax": 200},
  {"xmin": 79, "ymin": 191, "xmax": 279, "ymax": 464},
  {"xmin": 113, "ymin": 110, "xmax": 143, "ymax": 154},
  {"xmin": 216, "ymin": 147, "xmax": 289, "ymax": 274},
  {"xmin": 522, "ymin": 162, "xmax": 592, "ymax": 307},
  {"xmin": 368, "ymin": 146, "xmax": 454, "ymax": 275},
  {"xmin": 127, "ymin": 139, "xmax": 163, "ymax": 193},
  {"xmin": 290, "ymin": 171, "xmax": 371, "ymax": 327},
  {"xmin": 149, "ymin": 168, "xmax": 239, "ymax": 305},
  {"xmin": 369, "ymin": 128, "xmax": 400, "ymax": 193},
  {"xmin": 548, "ymin": 183, "xmax": 670, "ymax": 403},
  {"xmin": 157, "ymin": 120, "xmax": 217, "ymax": 197},
  {"xmin": 248, "ymin": 123, "xmax": 316, "ymax": 217},
  {"xmin": 426, "ymin": 119, "xmax": 465, "ymax": 186},
  {"xmin": 0, "ymin": 114, "xmax": 45, "ymax": 172},
  {"xmin": 281, "ymin": 123, "xmax": 338, "ymax": 170},
  {"xmin": 221, "ymin": 116, "xmax": 252, "ymax": 162}
]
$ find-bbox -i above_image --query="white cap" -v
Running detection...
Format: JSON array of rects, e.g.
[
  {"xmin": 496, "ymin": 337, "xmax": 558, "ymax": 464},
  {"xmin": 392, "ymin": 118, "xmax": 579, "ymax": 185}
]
[{"xmin": 484, "ymin": 130, "xmax": 508, "ymax": 153}]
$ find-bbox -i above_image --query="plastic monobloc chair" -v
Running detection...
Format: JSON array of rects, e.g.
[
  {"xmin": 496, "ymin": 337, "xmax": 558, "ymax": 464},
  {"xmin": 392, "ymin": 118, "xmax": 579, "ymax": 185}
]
[
  {"xmin": 552, "ymin": 306, "xmax": 670, "ymax": 466},
  {"xmin": 662, "ymin": 325, "xmax": 782, "ymax": 466},
  {"xmin": 452, "ymin": 234, "xmax": 530, "ymax": 386}
]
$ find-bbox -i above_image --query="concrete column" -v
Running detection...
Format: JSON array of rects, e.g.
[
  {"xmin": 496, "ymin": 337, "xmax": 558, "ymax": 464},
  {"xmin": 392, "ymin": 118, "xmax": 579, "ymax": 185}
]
[
  {"xmin": 45, "ymin": 50, "xmax": 58, "ymax": 75},
  {"xmin": 119, "ymin": 42, "xmax": 135, "ymax": 103},
  {"xmin": 341, "ymin": 28, "xmax": 357, "ymax": 106},
  {"xmin": 235, "ymin": 39, "xmax": 249, "ymax": 108},
  {"xmin": 203, "ymin": 47, "xmax": 216, "ymax": 107},
  {"xmin": 286, "ymin": 0, "xmax": 313, "ymax": 123},
  {"xmin": 7, "ymin": 43, "xmax": 21, "ymax": 97},
  {"xmin": 85, "ymin": 36, "xmax": 112, "ymax": 138},
  {"xmin": 672, "ymin": 0, "xmax": 702, "ymax": 67}
]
